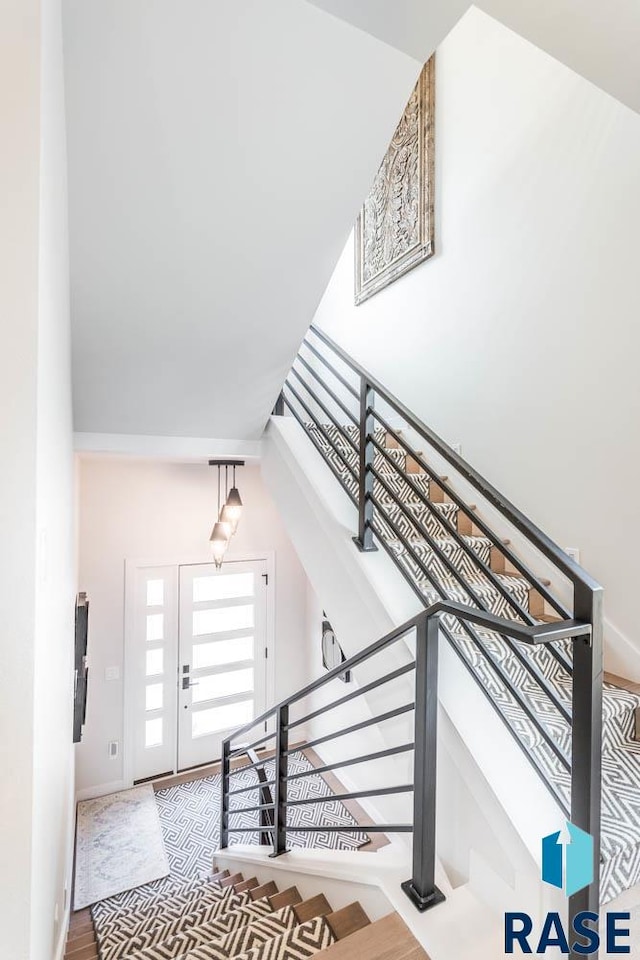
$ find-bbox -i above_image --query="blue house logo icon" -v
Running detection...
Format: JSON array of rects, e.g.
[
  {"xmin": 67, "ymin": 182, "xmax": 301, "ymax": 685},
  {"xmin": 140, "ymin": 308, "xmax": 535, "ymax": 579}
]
[{"xmin": 542, "ymin": 822, "xmax": 594, "ymax": 897}]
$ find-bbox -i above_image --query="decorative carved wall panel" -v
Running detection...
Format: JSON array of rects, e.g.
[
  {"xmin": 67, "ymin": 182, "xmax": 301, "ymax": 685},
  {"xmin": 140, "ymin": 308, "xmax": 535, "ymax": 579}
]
[{"xmin": 354, "ymin": 57, "xmax": 435, "ymax": 305}]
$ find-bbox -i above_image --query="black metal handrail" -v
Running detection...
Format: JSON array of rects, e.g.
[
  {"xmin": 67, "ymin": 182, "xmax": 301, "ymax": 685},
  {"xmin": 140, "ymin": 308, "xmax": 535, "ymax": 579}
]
[
  {"xmin": 220, "ymin": 602, "xmax": 597, "ymax": 921},
  {"xmin": 304, "ymin": 325, "xmax": 599, "ymax": 592},
  {"xmin": 283, "ymin": 334, "xmax": 581, "ymax": 788},
  {"xmin": 269, "ymin": 324, "xmax": 603, "ymax": 935}
]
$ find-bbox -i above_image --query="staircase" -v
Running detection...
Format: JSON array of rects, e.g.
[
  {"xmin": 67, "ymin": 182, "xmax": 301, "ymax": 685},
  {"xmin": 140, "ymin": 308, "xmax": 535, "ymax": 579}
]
[
  {"xmin": 265, "ymin": 324, "xmax": 640, "ymax": 916},
  {"xmin": 64, "ymin": 867, "xmax": 427, "ymax": 960}
]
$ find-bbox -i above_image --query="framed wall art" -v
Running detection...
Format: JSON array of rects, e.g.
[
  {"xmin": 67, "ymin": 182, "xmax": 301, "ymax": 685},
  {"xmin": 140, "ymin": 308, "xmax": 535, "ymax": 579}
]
[{"xmin": 354, "ymin": 56, "xmax": 435, "ymax": 305}]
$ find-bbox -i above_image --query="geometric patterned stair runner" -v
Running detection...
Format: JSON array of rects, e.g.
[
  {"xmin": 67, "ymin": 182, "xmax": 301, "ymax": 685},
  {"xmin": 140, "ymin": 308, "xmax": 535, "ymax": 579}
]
[
  {"xmin": 98, "ymin": 888, "xmax": 250, "ymax": 959},
  {"xmin": 84, "ymin": 868, "xmax": 359, "ymax": 960},
  {"xmin": 96, "ymin": 879, "xmax": 233, "ymax": 934},
  {"xmin": 92, "ymin": 874, "xmax": 218, "ymax": 925},
  {"xmin": 231, "ymin": 917, "xmax": 334, "ymax": 960},
  {"xmin": 304, "ymin": 421, "xmax": 640, "ymax": 904},
  {"xmin": 119, "ymin": 901, "xmax": 295, "ymax": 960}
]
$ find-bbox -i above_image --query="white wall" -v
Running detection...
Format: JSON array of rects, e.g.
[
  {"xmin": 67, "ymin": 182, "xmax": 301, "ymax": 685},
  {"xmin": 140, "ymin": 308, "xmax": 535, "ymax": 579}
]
[
  {"xmin": 0, "ymin": 2, "xmax": 76, "ymax": 958},
  {"xmin": 0, "ymin": 4, "xmax": 41, "ymax": 955},
  {"xmin": 32, "ymin": 1, "xmax": 77, "ymax": 956},
  {"xmin": 313, "ymin": 7, "xmax": 640, "ymax": 675},
  {"xmin": 76, "ymin": 458, "xmax": 311, "ymax": 795}
]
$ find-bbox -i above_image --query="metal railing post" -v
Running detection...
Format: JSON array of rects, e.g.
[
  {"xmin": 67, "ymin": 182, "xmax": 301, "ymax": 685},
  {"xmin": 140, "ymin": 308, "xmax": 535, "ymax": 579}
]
[
  {"xmin": 569, "ymin": 584, "xmax": 603, "ymax": 959},
  {"xmin": 353, "ymin": 378, "xmax": 377, "ymax": 552},
  {"xmin": 402, "ymin": 614, "xmax": 445, "ymax": 911},
  {"xmin": 220, "ymin": 738, "xmax": 231, "ymax": 851},
  {"xmin": 270, "ymin": 705, "xmax": 289, "ymax": 857}
]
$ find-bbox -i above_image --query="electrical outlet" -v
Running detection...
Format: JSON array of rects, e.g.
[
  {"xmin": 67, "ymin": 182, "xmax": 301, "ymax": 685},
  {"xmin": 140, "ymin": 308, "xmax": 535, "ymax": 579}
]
[
  {"xmin": 105, "ymin": 666, "xmax": 120, "ymax": 681},
  {"xmin": 108, "ymin": 740, "xmax": 119, "ymax": 759},
  {"xmin": 565, "ymin": 547, "xmax": 580, "ymax": 564}
]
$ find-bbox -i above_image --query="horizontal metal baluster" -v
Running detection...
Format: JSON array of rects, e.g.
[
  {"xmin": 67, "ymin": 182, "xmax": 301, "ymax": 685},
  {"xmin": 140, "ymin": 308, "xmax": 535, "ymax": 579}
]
[
  {"xmin": 227, "ymin": 824, "xmax": 412, "ymax": 834},
  {"xmin": 228, "ymin": 827, "xmax": 275, "ymax": 834},
  {"xmin": 235, "ymin": 754, "xmax": 272, "ymax": 774},
  {"xmin": 285, "ymin": 743, "xmax": 415, "ymax": 781},
  {"xmin": 284, "ymin": 702, "xmax": 415, "ymax": 755},
  {"xmin": 229, "ymin": 730, "xmax": 276, "ymax": 757},
  {"xmin": 230, "ymin": 802, "xmax": 276, "ymax": 815},
  {"xmin": 282, "ymin": 825, "xmax": 412, "ymax": 833},
  {"xmin": 228, "ymin": 779, "xmax": 276, "ymax": 797},
  {"xmin": 300, "ymin": 336, "xmax": 360, "ymax": 400},
  {"xmin": 285, "ymin": 784, "xmax": 414, "ymax": 807},
  {"xmin": 287, "ymin": 662, "xmax": 415, "ymax": 731},
  {"xmin": 293, "ymin": 353, "xmax": 359, "ymax": 425}
]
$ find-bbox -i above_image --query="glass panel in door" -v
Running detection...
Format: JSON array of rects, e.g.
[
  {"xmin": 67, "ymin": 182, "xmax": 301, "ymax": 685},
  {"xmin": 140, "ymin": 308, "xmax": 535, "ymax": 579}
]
[{"xmin": 177, "ymin": 560, "xmax": 268, "ymax": 770}]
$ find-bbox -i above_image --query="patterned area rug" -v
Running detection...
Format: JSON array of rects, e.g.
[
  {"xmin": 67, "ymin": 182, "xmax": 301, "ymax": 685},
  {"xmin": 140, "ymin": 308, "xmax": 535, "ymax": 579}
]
[
  {"xmin": 74, "ymin": 784, "xmax": 170, "ymax": 909},
  {"xmin": 155, "ymin": 750, "xmax": 370, "ymax": 881}
]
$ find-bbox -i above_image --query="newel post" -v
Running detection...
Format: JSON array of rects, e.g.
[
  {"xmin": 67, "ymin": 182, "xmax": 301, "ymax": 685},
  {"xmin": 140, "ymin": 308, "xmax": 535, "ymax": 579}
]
[
  {"xmin": 402, "ymin": 614, "xmax": 446, "ymax": 911},
  {"xmin": 568, "ymin": 584, "xmax": 603, "ymax": 959}
]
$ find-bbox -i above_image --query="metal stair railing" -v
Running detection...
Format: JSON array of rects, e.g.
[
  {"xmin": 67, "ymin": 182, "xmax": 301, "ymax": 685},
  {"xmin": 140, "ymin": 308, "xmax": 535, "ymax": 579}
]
[
  {"xmin": 265, "ymin": 324, "xmax": 603, "ymax": 938},
  {"xmin": 220, "ymin": 604, "xmax": 596, "ymax": 927}
]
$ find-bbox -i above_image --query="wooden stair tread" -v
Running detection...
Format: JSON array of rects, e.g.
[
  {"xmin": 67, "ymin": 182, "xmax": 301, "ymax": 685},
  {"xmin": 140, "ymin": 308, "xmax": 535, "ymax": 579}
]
[
  {"xmin": 220, "ymin": 871, "xmax": 243, "ymax": 887},
  {"xmin": 318, "ymin": 912, "xmax": 429, "ymax": 959},
  {"xmin": 67, "ymin": 920, "xmax": 94, "ymax": 937},
  {"xmin": 294, "ymin": 893, "xmax": 332, "ymax": 924},
  {"xmin": 235, "ymin": 876, "xmax": 259, "ymax": 893},
  {"xmin": 64, "ymin": 943, "xmax": 99, "ymax": 960},
  {"xmin": 605, "ymin": 671, "xmax": 640, "ymax": 695},
  {"xmin": 270, "ymin": 886, "xmax": 302, "ymax": 910},
  {"xmin": 325, "ymin": 901, "xmax": 370, "ymax": 941},
  {"xmin": 65, "ymin": 930, "xmax": 96, "ymax": 950},
  {"xmin": 250, "ymin": 880, "xmax": 278, "ymax": 900},
  {"xmin": 68, "ymin": 908, "xmax": 92, "ymax": 929}
]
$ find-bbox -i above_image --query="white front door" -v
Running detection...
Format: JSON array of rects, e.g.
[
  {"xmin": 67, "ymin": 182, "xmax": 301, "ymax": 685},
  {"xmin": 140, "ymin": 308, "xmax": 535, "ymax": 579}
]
[
  {"xmin": 127, "ymin": 558, "xmax": 269, "ymax": 783},
  {"xmin": 177, "ymin": 561, "xmax": 268, "ymax": 770}
]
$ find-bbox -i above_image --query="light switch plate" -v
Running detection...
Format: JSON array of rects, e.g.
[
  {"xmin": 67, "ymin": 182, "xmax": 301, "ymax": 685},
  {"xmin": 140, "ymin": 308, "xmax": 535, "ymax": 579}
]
[
  {"xmin": 105, "ymin": 666, "xmax": 120, "ymax": 682},
  {"xmin": 565, "ymin": 547, "xmax": 580, "ymax": 564}
]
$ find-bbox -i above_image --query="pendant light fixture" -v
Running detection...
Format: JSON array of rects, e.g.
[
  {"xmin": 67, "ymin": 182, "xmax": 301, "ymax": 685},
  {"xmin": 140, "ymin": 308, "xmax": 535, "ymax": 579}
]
[
  {"xmin": 221, "ymin": 464, "xmax": 243, "ymax": 535},
  {"xmin": 208, "ymin": 460, "xmax": 245, "ymax": 568}
]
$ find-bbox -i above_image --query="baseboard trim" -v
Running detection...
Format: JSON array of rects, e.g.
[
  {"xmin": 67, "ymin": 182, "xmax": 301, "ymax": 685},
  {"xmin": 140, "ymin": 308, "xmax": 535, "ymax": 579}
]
[
  {"xmin": 605, "ymin": 617, "xmax": 640, "ymax": 683},
  {"xmin": 75, "ymin": 779, "xmax": 127, "ymax": 803},
  {"xmin": 54, "ymin": 907, "xmax": 70, "ymax": 960}
]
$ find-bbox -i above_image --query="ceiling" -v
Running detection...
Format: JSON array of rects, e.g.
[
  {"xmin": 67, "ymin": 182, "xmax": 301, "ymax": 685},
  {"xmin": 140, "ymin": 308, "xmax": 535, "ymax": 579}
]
[
  {"xmin": 63, "ymin": 0, "xmax": 419, "ymax": 441},
  {"xmin": 65, "ymin": 0, "xmax": 640, "ymax": 445},
  {"xmin": 309, "ymin": 0, "xmax": 640, "ymax": 116}
]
